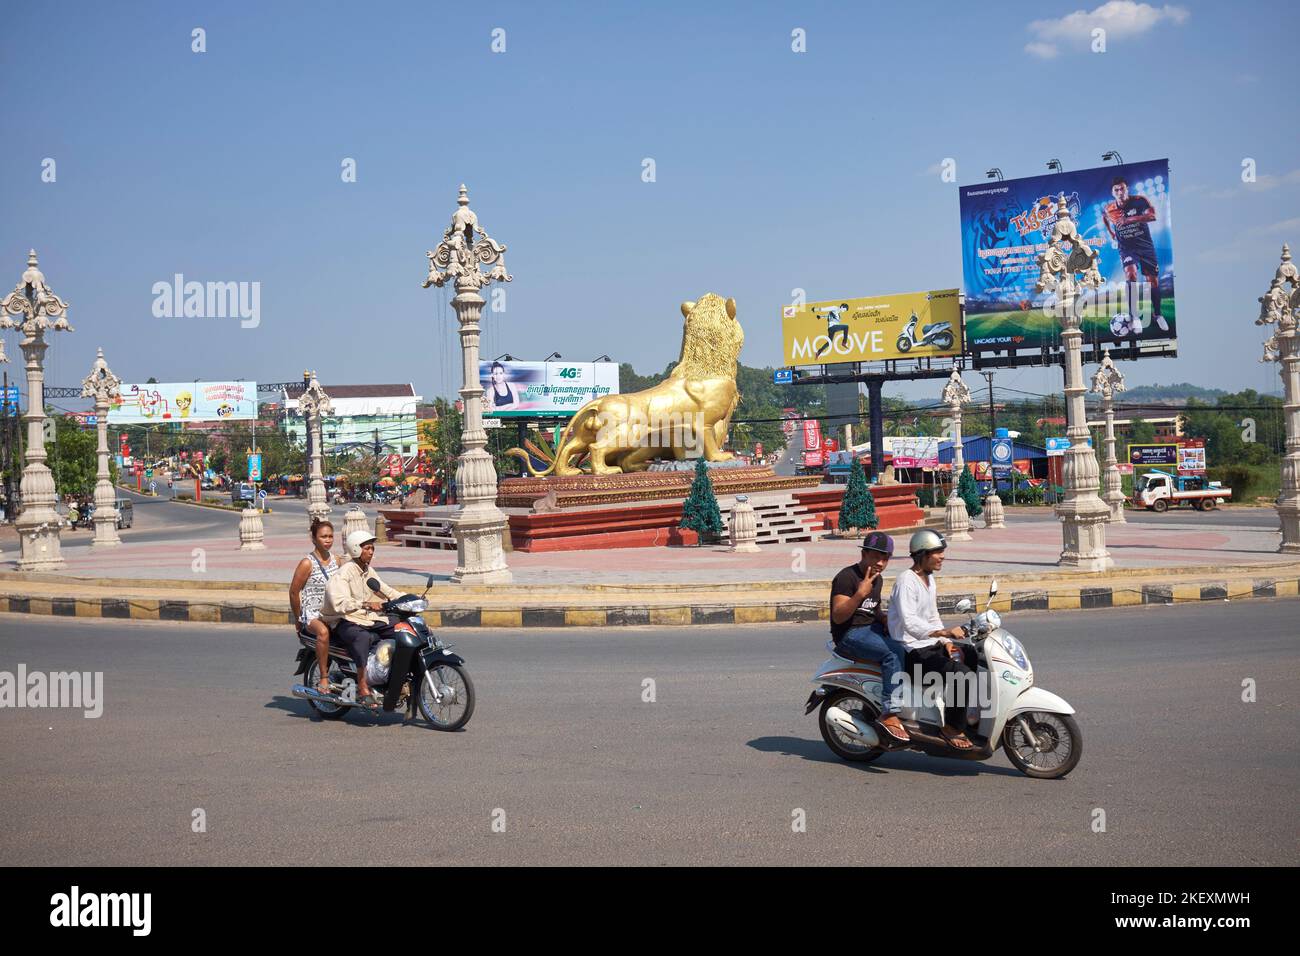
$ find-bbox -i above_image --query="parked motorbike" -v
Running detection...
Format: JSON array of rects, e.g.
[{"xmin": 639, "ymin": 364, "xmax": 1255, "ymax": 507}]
[
  {"xmin": 290, "ymin": 575, "xmax": 475, "ymax": 730},
  {"xmin": 805, "ymin": 580, "xmax": 1082, "ymax": 778},
  {"xmin": 894, "ymin": 310, "xmax": 954, "ymax": 353}
]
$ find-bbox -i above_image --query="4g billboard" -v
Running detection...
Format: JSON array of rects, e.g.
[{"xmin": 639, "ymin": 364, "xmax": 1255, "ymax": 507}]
[{"xmin": 782, "ymin": 289, "xmax": 962, "ymax": 367}]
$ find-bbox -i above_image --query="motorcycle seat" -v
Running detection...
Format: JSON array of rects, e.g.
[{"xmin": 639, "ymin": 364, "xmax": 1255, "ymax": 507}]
[
  {"xmin": 829, "ymin": 638, "xmax": 885, "ymax": 666},
  {"xmin": 297, "ymin": 627, "xmax": 353, "ymax": 661},
  {"xmin": 922, "ymin": 322, "xmax": 947, "ymax": 334}
]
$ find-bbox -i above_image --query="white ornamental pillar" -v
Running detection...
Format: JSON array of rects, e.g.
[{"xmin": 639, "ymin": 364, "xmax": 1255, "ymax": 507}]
[
  {"xmin": 1036, "ymin": 196, "xmax": 1112, "ymax": 570},
  {"xmin": 81, "ymin": 348, "xmax": 122, "ymax": 545},
  {"xmin": 239, "ymin": 506, "xmax": 266, "ymax": 550},
  {"xmin": 942, "ymin": 369, "xmax": 972, "ymax": 541},
  {"xmin": 1090, "ymin": 354, "xmax": 1127, "ymax": 523},
  {"xmin": 728, "ymin": 495, "xmax": 761, "ymax": 552},
  {"xmin": 1257, "ymin": 244, "xmax": 1300, "ymax": 553},
  {"xmin": 422, "ymin": 185, "xmax": 513, "ymax": 584},
  {"xmin": 298, "ymin": 370, "xmax": 333, "ymax": 527},
  {"xmin": 1, "ymin": 250, "xmax": 74, "ymax": 571}
]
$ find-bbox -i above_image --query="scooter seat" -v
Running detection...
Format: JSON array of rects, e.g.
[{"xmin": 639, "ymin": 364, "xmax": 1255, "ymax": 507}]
[
  {"xmin": 829, "ymin": 640, "xmax": 884, "ymax": 666},
  {"xmin": 922, "ymin": 322, "xmax": 947, "ymax": 334}
]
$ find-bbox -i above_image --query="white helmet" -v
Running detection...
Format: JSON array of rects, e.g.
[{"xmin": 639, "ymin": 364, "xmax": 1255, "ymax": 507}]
[
  {"xmin": 909, "ymin": 529, "xmax": 947, "ymax": 557},
  {"xmin": 345, "ymin": 530, "xmax": 377, "ymax": 559}
]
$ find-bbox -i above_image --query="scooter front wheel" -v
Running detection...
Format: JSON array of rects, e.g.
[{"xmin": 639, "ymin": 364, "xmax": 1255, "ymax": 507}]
[
  {"xmin": 418, "ymin": 663, "xmax": 475, "ymax": 731},
  {"xmin": 818, "ymin": 690, "xmax": 885, "ymax": 763},
  {"xmin": 895, "ymin": 336, "xmax": 912, "ymax": 353},
  {"xmin": 1002, "ymin": 712, "xmax": 1082, "ymax": 778}
]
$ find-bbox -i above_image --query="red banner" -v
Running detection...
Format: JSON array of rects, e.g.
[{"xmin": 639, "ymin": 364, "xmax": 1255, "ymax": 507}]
[{"xmin": 802, "ymin": 418, "xmax": 822, "ymax": 452}]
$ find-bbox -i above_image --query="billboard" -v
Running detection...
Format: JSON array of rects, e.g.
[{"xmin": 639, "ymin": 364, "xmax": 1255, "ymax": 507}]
[
  {"xmin": 1128, "ymin": 443, "xmax": 1178, "ymax": 467},
  {"xmin": 958, "ymin": 159, "xmax": 1175, "ymax": 354},
  {"xmin": 891, "ymin": 437, "xmax": 940, "ymax": 468},
  {"xmin": 479, "ymin": 361, "xmax": 619, "ymax": 417},
  {"xmin": 108, "ymin": 382, "xmax": 257, "ymax": 423},
  {"xmin": 782, "ymin": 289, "xmax": 962, "ymax": 366},
  {"xmin": 1178, "ymin": 439, "xmax": 1206, "ymax": 474}
]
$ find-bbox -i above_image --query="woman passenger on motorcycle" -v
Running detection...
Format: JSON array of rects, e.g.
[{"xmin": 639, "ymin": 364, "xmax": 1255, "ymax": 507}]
[{"xmin": 289, "ymin": 519, "xmax": 340, "ymax": 696}]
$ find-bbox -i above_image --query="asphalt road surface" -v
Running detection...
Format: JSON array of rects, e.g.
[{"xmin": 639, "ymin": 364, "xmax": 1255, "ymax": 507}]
[{"xmin": 0, "ymin": 600, "xmax": 1295, "ymax": 866}]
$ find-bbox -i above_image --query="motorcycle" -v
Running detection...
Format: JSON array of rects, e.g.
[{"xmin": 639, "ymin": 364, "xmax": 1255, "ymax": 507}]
[
  {"xmin": 73, "ymin": 503, "xmax": 96, "ymax": 530},
  {"xmin": 290, "ymin": 575, "xmax": 475, "ymax": 730},
  {"xmin": 894, "ymin": 310, "xmax": 954, "ymax": 353},
  {"xmin": 805, "ymin": 580, "xmax": 1082, "ymax": 778}
]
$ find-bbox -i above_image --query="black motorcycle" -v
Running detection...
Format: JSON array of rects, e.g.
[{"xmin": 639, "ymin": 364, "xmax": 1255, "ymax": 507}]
[{"xmin": 290, "ymin": 576, "xmax": 475, "ymax": 730}]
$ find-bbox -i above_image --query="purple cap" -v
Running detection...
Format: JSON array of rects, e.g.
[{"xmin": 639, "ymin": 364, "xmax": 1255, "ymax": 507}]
[{"xmin": 860, "ymin": 531, "xmax": 894, "ymax": 556}]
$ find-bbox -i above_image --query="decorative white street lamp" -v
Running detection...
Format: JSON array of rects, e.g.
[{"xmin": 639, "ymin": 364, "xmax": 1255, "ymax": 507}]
[
  {"xmin": 81, "ymin": 348, "xmax": 122, "ymax": 546},
  {"xmin": 0, "ymin": 250, "xmax": 74, "ymax": 570},
  {"xmin": 1035, "ymin": 196, "xmax": 1112, "ymax": 570},
  {"xmin": 298, "ymin": 370, "xmax": 333, "ymax": 527},
  {"xmin": 942, "ymin": 368, "xmax": 973, "ymax": 542},
  {"xmin": 1089, "ymin": 354, "xmax": 1127, "ymax": 523},
  {"xmin": 422, "ymin": 185, "xmax": 513, "ymax": 584},
  {"xmin": 1257, "ymin": 243, "xmax": 1300, "ymax": 553}
]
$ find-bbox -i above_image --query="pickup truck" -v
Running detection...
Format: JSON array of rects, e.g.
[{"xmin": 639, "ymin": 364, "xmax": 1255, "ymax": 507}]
[{"xmin": 1132, "ymin": 469, "xmax": 1230, "ymax": 513}]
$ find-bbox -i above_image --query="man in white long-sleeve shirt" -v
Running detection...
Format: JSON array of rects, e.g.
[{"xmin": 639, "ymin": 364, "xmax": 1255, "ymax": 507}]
[{"xmin": 887, "ymin": 529, "xmax": 976, "ymax": 750}]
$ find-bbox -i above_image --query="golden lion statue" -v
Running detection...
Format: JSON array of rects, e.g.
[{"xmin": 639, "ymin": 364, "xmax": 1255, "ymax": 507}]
[{"xmin": 506, "ymin": 293, "xmax": 744, "ymax": 476}]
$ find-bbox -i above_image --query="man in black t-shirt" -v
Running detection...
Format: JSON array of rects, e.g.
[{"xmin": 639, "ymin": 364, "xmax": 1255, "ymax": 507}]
[{"xmin": 828, "ymin": 531, "xmax": 909, "ymax": 744}]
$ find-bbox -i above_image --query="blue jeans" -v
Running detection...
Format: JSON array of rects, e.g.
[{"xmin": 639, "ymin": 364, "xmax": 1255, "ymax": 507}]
[{"xmin": 838, "ymin": 624, "xmax": 908, "ymax": 717}]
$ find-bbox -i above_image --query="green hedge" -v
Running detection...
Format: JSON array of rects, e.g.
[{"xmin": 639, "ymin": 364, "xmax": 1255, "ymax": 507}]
[{"xmin": 1206, "ymin": 463, "xmax": 1279, "ymax": 503}]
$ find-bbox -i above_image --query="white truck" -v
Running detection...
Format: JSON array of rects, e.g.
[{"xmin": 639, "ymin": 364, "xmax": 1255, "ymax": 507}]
[{"xmin": 1132, "ymin": 469, "xmax": 1230, "ymax": 513}]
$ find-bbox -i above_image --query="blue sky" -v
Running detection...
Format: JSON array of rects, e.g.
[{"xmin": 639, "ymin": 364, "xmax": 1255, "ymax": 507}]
[{"xmin": 1, "ymin": 0, "xmax": 1294, "ymax": 406}]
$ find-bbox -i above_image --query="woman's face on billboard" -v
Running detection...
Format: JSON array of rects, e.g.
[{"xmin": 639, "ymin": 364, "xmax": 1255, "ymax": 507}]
[{"xmin": 491, "ymin": 365, "xmax": 506, "ymax": 384}]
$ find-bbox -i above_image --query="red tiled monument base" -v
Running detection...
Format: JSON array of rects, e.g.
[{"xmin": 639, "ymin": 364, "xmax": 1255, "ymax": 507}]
[
  {"xmin": 793, "ymin": 484, "xmax": 925, "ymax": 534},
  {"xmin": 507, "ymin": 483, "xmax": 925, "ymax": 552}
]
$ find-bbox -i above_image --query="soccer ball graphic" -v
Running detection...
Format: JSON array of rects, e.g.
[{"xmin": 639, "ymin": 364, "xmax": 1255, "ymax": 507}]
[{"xmin": 1109, "ymin": 312, "xmax": 1134, "ymax": 337}]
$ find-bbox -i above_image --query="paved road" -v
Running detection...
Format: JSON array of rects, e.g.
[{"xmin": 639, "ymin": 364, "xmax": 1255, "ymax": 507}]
[{"xmin": 0, "ymin": 600, "xmax": 1295, "ymax": 866}]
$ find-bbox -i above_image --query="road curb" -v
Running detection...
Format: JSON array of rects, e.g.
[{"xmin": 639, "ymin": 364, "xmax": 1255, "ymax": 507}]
[{"xmin": 2, "ymin": 575, "xmax": 1296, "ymax": 628}]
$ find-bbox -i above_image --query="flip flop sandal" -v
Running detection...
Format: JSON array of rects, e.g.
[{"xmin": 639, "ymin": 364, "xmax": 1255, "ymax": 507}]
[
  {"xmin": 357, "ymin": 693, "xmax": 381, "ymax": 711},
  {"xmin": 875, "ymin": 719, "xmax": 911, "ymax": 746},
  {"xmin": 941, "ymin": 729, "xmax": 974, "ymax": 751}
]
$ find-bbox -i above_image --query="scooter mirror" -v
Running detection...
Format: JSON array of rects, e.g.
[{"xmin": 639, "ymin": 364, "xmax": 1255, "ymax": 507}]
[
  {"xmin": 955, "ymin": 598, "xmax": 973, "ymax": 613},
  {"xmin": 366, "ymin": 578, "xmax": 382, "ymax": 593},
  {"xmin": 989, "ymin": 578, "xmax": 999, "ymax": 595}
]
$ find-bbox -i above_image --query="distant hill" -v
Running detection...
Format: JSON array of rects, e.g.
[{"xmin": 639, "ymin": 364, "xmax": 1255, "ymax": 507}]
[{"xmin": 1116, "ymin": 383, "xmax": 1228, "ymax": 405}]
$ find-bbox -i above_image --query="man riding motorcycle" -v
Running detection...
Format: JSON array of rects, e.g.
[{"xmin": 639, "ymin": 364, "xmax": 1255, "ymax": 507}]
[
  {"xmin": 886, "ymin": 529, "xmax": 978, "ymax": 750},
  {"xmin": 319, "ymin": 530, "xmax": 404, "ymax": 710}
]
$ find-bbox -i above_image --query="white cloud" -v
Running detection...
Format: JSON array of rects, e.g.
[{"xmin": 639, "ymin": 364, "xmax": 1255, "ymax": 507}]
[
  {"xmin": 1247, "ymin": 217, "xmax": 1300, "ymax": 238},
  {"xmin": 1026, "ymin": 2, "xmax": 1189, "ymax": 57}
]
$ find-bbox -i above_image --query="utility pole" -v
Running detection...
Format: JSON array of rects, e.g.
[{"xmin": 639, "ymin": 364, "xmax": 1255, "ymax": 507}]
[{"xmin": 980, "ymin": 370, "xmax": 996, "ymax": 438}]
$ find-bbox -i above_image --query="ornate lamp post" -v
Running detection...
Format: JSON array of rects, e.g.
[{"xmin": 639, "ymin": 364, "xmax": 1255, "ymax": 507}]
[
  {"xmin": 942, "ymin": 369, "xmax": 972, "ymax": 542},
  {"xmin": 422, "ymin": 185, "xmax": 513, "ymax": 584},
  {"xmin": 298, "ymin": 370, "xmax": 333, "ymax": 527},
  {"xmin": 1089, "ymin": 354, "xmax": 1127, "ymax": 523},
  {"xmin": 1036, "ymin": 196, "xmax": 1111, "ymax": 570},
  {"xmin": 1257, "ymin": 243, "xmax": 1300, "ymax": 553},
  {"xmin": 81, "ymin": 348, "xmax": 122, "ymax": 546},
  {"xmin": 0, "ymin": 250, "xmax": 73, "ymax": 570}
]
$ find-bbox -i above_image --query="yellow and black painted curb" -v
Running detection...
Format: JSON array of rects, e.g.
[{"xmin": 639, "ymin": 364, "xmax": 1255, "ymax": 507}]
[{"xmin": 1, "ymin": 576, "xmax": 1297, "ymax": 628}]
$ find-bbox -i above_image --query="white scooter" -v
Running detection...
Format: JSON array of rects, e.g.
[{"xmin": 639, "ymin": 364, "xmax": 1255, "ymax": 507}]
[
  {"xmin": 894, "ymin": 310, "xmax": 955, "ymax": 353},
  {"xmin": 805, "ymin": 580, "xmax": 1082, "ymax": 778}
]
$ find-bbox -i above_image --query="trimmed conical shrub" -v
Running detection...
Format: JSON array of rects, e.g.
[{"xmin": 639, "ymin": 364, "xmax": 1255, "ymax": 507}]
[
  {"xmin": 837, "ymin": 458, "xmax": 878, "ymax": 532},
  {"xmin": 957, "ymin": 464, "xmax": 983, "ymax": 517},
  {"xmin": 679, "ymin": 458, "xmax": 724, "ymax": 543}
]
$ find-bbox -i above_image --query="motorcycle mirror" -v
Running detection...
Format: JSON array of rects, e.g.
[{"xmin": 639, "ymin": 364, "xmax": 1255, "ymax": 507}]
[
  {"xmin": 989, "ymin": 578, "xmax": 999, "ymax": 595},
  {"xmin": 366, "ymin": 578, "xmax": 382, "ymax": 593},
  {"xmin": 955, "ymin": 598, "xmax": 973, "ymax": 613}
]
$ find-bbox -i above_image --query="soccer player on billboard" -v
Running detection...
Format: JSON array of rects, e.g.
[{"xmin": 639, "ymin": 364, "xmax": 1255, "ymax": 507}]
[{"xmin": 1104, "ymin": 176, "xmax": 1168, "ymax": 334}]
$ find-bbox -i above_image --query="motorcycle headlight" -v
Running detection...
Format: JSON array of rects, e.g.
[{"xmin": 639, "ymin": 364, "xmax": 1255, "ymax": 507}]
[
  {"xmin": 999, "ymin": 633, "xmax": 1028, "ymax": 670},
  {"xmin": 394, "ymin": 598, "xmax": 429, "ymax": 613}
]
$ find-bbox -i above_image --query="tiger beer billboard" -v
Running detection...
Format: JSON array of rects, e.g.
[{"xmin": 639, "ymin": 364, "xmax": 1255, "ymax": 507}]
[{"xmin": 781, "ymin": 289, "xmax": 962, "ymax": 366}]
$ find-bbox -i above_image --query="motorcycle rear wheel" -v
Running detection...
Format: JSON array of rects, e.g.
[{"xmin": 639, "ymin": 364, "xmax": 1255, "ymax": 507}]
[
  {"xmin": 303, "ymin": 659, "xmax": 350, "ymax": 721},
  {"xmin": 818, "ymin": 690, "xmax": 885, "ymax": 763},
  {"xmin": 418, "ymin": 663, "xmax": 475, "ymax": 731},
  {"xmin": 1002, "ymin": 712, "xmax": 1082, "ymax": 778}
]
